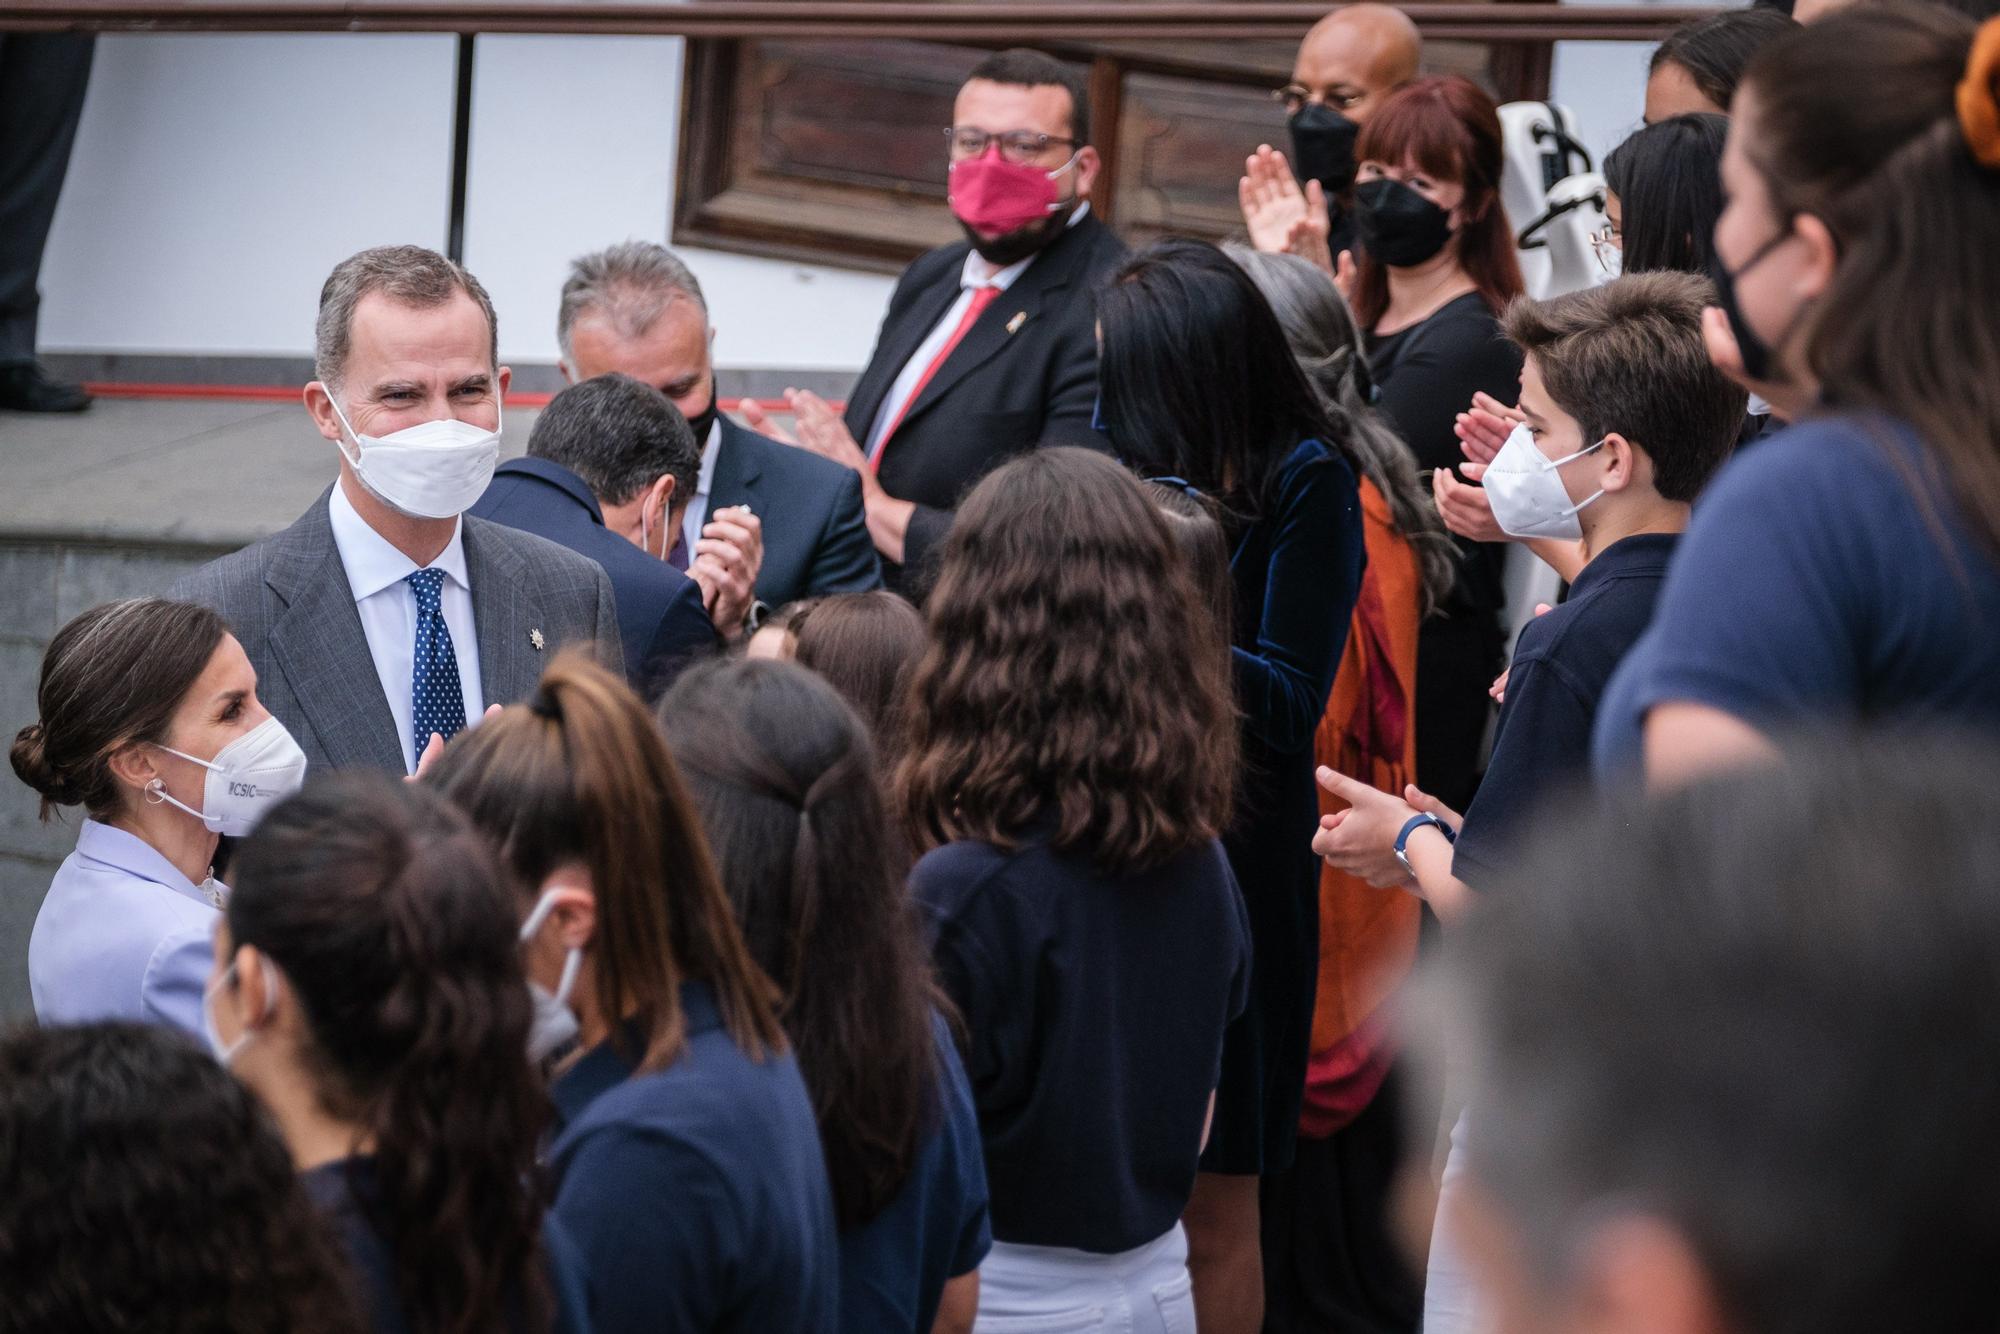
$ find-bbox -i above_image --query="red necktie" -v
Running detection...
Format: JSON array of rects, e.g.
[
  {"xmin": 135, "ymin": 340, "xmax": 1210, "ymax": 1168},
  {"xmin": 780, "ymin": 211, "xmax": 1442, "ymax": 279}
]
[{"xmin": 870, "ymin": 284, "xmax": 1002, "ymax": 468}]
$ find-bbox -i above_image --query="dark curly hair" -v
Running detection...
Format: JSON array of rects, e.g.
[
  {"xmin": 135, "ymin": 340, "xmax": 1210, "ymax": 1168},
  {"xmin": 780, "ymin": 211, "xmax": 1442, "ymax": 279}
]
[
  {"xmin": 0, "ymin": 1021, "xmax": 365, "ymax": 1334},
  {"xmin": 897, "ymin": 446, "xmax": 1238, "ymax": 872},
  {"xmin": 226, "ymin": 772, "xmax": 551, "ymax": 1334},
  {"xmin": 662, "ymin": 658, "xmax": 947, "ymax": 1230}
]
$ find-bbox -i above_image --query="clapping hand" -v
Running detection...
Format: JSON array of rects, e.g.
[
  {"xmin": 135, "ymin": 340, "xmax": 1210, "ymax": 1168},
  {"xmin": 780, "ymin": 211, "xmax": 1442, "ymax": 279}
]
[
  {"xmin": 1239, "ymin": 146, "xmax": 1337, "ymax": 280},
  {"xmin": 689, "ymin": 505, "xmax": 764, "ymax": 639}
]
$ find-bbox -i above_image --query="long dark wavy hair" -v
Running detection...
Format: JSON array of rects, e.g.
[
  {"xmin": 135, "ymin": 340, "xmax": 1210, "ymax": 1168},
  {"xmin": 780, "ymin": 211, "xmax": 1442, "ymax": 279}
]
[
  {"xmin": 428, "ymin": 652, "xmax": 784, "ymax": 1074},
  {"xmin": 661, "ymin": 658, "xmax": 946, "ymax": 1230},
  {"xmin": 1741, "ymin": 4, "xmax": 2000, "ymax": 553},
  {"xmin": 0, "ymin": 1021, "xmax": 365, "ymax": 1334},
  {"xmin": 1097, "ymin": 236, "xmax": 1348, "ymax": 517},
  {"xmin": 227, "ymin": 772, "xmax": 550, "ymax": 1334},
  {"xmin": 898, "ymin": 446, "xmax": 1238, "ymax": 872}
]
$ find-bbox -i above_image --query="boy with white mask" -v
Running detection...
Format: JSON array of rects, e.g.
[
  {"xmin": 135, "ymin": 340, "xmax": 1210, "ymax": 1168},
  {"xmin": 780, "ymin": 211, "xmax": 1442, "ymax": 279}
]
[
  {"xmin": 1312, "ymin": 271, "xmax": 1744, "ymax": 916},
  {"xmin": 172, "ymin": 245, "xmax": 623, "ymax": 777},
  {"xmin": 1312, "ymin": 271, "xmax": 1743, "ymax": 1334}
]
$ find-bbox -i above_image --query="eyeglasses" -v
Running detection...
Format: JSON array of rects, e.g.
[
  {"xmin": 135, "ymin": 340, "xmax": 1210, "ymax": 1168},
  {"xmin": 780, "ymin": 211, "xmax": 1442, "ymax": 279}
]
[
  {"xmin": 1272, "ymin": 84, "xmax": 1366, "ymax": 117},
  {"xmin": 1590, "ymin": 223, "xmax": 1623, "ymax": 272},
  {"xmin": 946, "ymin": 127, "xmax": 1078, "ymax": 165}
]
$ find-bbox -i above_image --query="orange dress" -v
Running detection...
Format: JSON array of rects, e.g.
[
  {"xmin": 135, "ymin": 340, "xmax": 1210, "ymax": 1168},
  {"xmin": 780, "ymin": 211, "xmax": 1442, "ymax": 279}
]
[{"xmin": 1300, "ymin": 477, "xmax": 1424, "ymax": 1137}]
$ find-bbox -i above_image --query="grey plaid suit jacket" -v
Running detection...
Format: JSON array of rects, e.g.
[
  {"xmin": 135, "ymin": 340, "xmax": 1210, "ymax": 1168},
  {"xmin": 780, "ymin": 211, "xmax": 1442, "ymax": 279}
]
[{"xmin": 170, "ymin": 488, "xmax": 624, "ymax": 774}]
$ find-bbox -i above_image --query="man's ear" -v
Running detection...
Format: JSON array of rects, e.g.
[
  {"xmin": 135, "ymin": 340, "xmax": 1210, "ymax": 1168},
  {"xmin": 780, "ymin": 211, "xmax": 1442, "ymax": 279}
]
[
  {"xmin": 1074, "ymin": 144, "xmax": 1103, "ymax": 198},
  {"xmin": 1600, "ymin": 432, "xmax": 1644, "ymax": 494},
  {"xmin": 304, "ymin": 381, "xmax": 343, "ymax": 444},
  {"xmin": 650, "ymin": 473, "xmax": 679, "ymax": 528}
]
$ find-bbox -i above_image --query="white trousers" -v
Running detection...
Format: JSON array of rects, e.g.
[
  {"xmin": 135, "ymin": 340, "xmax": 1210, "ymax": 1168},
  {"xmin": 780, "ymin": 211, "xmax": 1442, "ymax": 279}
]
[
  {"xmin": 1421, "ymin": 1112, "xmax": 1487, "ymax": 1334},
  {"xmin": 974, "ymin": 1223, "xmax": 1196, "ymax": 1334}
]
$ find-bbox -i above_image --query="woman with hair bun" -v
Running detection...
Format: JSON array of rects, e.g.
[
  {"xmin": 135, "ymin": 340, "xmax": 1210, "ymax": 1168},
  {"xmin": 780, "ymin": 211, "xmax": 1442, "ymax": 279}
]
[
  {"xmin": 9, "ymin": 597, "xmax": 306, "ymax": 1033},
  {"xmin": 213, "ymin": 770, "xmax": 590, "ymax": 1334}
]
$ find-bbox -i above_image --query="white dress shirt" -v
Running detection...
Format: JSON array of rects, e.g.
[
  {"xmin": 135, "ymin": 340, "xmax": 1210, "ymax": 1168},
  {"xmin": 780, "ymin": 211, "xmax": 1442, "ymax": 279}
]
[
  {"xmin": 327, "ymin": 484, "xmax": 485, "ymax": 773},
  {"xmin": 678, "ymin": 417, "xmax": 726, "ymax": 556},
  {"xmin": 863, "ymin": 201, "xmax": 1092, "ymax": 454}
]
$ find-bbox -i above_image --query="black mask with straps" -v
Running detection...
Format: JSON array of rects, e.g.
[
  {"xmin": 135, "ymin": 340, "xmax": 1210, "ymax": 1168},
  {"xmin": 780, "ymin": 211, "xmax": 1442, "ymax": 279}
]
[
  {"xmin": 1351, "ymin": 178, "xmax": 1455, "ymax": 267},
  {"xmin": 1289, "ymin": 102, "xmax": 1362, "ymax": 196}
]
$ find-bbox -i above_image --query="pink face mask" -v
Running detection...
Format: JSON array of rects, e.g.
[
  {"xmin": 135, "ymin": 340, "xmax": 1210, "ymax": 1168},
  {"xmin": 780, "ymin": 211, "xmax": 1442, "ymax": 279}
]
[{"xmin": 948, "ymin": 147, "xmax": 1078, "ymax": 236}]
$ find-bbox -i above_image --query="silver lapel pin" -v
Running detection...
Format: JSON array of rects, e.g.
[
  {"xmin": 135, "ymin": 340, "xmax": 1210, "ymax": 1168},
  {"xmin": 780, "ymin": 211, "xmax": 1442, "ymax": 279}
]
[
  {"xmin": 1006, "ymin": 311, "xmax": 1027, "ymax": 335},
  {"xmin": 530, "ymin": 629, "xmax": 546, "ymax": 651}
]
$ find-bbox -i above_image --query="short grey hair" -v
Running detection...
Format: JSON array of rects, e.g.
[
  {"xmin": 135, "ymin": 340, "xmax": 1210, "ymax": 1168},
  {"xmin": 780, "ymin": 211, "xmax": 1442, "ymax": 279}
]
[
  {"xmin": 557, "ymin": 241, "xmax": 708, "ymax": 363},
  {"xmin": 314, "ymin": 245, "xmax": 499, "ymax": 393}
]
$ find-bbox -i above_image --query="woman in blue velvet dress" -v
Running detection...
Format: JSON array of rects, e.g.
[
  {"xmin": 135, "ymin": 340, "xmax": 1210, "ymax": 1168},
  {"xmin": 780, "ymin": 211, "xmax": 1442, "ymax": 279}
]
[{"xmin": 1097, "ymin": 237, "xmax": 1368, "ymax": 1333}]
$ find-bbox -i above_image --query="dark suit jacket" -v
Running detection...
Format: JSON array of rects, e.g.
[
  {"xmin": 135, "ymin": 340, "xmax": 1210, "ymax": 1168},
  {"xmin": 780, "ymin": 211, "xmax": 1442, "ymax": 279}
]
[
  {"xmin": 708, "ymin": 417, "xmax": 882, "ymax": 607},
  {"xmin": 468, "ymin": 458, "xmax": 718, "ymax": 700},
  {"xmin": 169, "ymin": 488, "xmax": 623, "ymax": 774},
  {"xmin": 843, "ymin": 210, "xmax": 1129, "ymax": 588}
]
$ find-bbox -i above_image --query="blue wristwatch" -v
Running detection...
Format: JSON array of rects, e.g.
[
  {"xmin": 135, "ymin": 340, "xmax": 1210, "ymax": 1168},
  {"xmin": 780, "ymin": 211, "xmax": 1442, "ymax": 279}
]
[{"xmin": 1394, "ymin": 812, "xmax": 1456, "ymax": 878}]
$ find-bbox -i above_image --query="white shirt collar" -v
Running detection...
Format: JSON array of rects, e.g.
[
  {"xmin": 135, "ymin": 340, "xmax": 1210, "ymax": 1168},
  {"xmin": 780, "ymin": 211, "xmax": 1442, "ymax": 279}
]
[
  {"xmin": 327, "ymin": 482, "xmax": 471, "ymax": 602},
  {"xmin": 960, "ymin": 199, "xmax": 1092, "ymax": 291},
  {"xmin": 697, "ymin": 417, "xmax": 723, "ymax": 499}
]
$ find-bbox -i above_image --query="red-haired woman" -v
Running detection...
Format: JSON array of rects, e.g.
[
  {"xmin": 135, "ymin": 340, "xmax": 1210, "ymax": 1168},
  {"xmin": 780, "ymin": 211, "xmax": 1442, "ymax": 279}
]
[{"xmin": 1345, "ymin": 74, "xmax": 1525, "ymax": 815}]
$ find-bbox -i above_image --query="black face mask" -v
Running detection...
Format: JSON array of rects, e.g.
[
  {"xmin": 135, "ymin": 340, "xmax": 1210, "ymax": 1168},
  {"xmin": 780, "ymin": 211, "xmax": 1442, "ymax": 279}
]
[
  {"xmin": 682, "ymin": 389, "xmax": 719, "ymax": 448},
  {"xmin": 1351, "ymin": 178, "xmax": 1455, "ymax": 268},
  {"xmin": 1707, "ymin": 227, "xmax": 1795, "ymax": 383},
  {"xmin": 1288, "ymin": 102, "xmax": 1361, "ymax": 196},
  {"xmin": 959, "ymin": 195, "xmax": 1079, "ymax": 268}
]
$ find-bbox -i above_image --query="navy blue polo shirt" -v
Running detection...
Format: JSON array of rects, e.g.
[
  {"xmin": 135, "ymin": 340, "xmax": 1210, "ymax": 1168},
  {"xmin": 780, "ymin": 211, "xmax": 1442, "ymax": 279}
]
[
  {"xmin": 912, "ymin": 830, "xmax": 1251, "ymax": 1253},
  {"xmin": 547, "ymin": 982, "xmax": 838, "ymax": 1334},
  {"xmin": 837, "ymin": 1016, "xmax": 991, "ymax": 1333},
  {"xmin": 301, "ymin": 1155, "xmax": 593, "ymax": 1334},
  {"xmin": 1452, "ymin": 532, "xmax": 1679, "ymax": 887},
  {"xmin": 1594, "ymin": 413, "xmax": 2000, "ymax": 773}
]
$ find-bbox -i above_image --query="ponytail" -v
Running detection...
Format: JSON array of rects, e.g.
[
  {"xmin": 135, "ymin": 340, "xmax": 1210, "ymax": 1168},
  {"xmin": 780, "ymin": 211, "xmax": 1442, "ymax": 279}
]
[
  {"xmin": 227, "ymin": 773, "xmax": 551, "ymax": 1334},
  {"xmin": 430, "ymin": 651, "xmax": 783, "ymax": 1074}
]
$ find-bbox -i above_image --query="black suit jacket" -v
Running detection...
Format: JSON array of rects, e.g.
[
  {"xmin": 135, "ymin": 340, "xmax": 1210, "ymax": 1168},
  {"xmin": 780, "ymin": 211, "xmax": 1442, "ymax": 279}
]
[
  {"xmin": 843, "ymin": 210, "xmax": 1129, "ymax": 588},
  {"xmin": 708, "ymin": 417, "xmax": 882, "ymax": 608},
  {"xmin": 468, "ymin": 458, "xmax": 717, "ymax": 700}
]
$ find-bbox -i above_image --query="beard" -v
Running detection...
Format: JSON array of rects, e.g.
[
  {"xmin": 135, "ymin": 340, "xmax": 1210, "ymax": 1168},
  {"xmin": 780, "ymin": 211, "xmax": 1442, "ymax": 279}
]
[{"xmin": 958, "ymin": 197, "xmax": 1078, "ymax": 267}]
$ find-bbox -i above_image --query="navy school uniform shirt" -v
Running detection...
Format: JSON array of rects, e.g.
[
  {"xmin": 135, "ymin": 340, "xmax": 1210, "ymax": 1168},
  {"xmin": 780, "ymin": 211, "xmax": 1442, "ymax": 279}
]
[
  {"xmin": 836, "ymin": 1016, "xmax": 991, "ymax": 1333},
  {"xmin": 1594, "ymin": 414, "xmax": 2000, "ymax": 774},
  {"xmin": 547, "ymin": 982, "xmax": 839, "ymax": 1334},
  {"xmin": 301, "ymin": 1155, "xmax": 594, "ymax": 1334},
  {"xmin": 911, "ymin": 829, "xmax": 1252, "ymax": 1253},
  {"xmin": 1449, "ymin": 532, "xmax": 1679, "ymax": 887}
]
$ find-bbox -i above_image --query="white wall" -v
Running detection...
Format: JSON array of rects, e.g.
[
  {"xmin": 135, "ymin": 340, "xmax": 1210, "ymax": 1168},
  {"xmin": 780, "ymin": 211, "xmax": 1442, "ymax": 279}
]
[
  {"xmin": 39, "ymin": 28, "xmax": 1667, "ymax": 371},
  {"xmin": 39, "ymin": 33, "xmax": 896, "ymax": 372}
]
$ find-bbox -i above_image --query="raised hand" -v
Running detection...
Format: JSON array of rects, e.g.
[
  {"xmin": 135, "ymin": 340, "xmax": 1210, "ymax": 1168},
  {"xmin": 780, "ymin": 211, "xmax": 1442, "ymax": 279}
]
[
  {"xmin": 1240, "ymin": 146, "xmax": 1328, "ymax": 257},
  {"xmin": 1454, "ymin": 391, "xmax": 1523, "ymax": 466},
  {"xmin": 689, "ymin": 505, "xmax": 764, "ymax": 639}
]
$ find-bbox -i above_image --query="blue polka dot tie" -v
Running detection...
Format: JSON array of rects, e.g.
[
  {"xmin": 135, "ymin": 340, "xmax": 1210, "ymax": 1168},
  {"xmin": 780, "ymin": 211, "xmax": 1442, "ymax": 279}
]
[{"xmin": 405, "ymin": 568, "xmax": 467, "ymax": 758}]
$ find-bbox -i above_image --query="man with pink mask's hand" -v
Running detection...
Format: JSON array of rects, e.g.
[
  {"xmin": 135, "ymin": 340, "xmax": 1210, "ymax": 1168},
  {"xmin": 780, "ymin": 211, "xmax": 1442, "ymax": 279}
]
[{"xmin": 741, "ymin": 48, "xmax": 1127, "ymax": 595}]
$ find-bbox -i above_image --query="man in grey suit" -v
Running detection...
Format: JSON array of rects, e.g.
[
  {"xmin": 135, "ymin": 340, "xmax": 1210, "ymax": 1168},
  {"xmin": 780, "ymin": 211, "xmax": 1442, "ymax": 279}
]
[{"xmin": 173, "ymin": 245, "xmax": 620, "ymax": 776}]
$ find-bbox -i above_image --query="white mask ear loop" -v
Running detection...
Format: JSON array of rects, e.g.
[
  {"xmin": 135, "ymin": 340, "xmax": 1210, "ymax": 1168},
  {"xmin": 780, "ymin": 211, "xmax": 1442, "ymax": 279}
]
[
  {"xmin": 521, "ymin": 887, "xmax": 586, "ymax": 1008},
  {"xmin": 320, "ymin": 383, "xmax": 503, "ymax": 447},
  {"xmin": 146, "ymin": 775, "xmax": 217, "ymax": 831}
]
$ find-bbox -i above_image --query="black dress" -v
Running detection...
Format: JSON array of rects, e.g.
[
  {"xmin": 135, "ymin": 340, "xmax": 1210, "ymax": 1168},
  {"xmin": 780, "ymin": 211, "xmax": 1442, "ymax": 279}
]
[
  {"xmin": 1366, "ymin": 292, "xmax": 1525, "ymax": 811},
  {"xmin": 1201, "ymin": 438, "xmax": 1367, "ymax": 1177}
]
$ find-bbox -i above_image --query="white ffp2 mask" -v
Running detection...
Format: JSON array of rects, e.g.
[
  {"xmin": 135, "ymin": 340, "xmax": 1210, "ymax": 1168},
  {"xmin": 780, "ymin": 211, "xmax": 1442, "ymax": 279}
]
[
  {"xmin": 520, "ymin": 887, "xmax": 584, "ymax": 1063},
  {"xmin": 150, "ymin": 715, "xmax": 309, "ymax": 838},
  {"xmin": 1482, "ymin": 423, "xmax": 1606, "ymax": 541},
  {"xmin": 324, "ymin": 389, "xmax": 502, "ymax": 520}
]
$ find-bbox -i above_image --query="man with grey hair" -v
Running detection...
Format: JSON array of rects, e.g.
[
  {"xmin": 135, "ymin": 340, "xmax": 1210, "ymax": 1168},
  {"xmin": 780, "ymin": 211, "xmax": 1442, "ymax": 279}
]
[
  {"xmin": 172, "ymin": 244, "xmax": 621, "ymax": 776},
  {"xmin": 558, "ymin": 240, "xmax": 881, "ymax": 609}
]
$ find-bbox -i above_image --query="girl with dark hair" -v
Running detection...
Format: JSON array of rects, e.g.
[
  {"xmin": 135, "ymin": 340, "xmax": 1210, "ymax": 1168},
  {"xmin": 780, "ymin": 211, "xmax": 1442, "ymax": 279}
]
[
  {"xmin": 659, "ymin": 658, "xmax": 990, "ymax": 1334},
  {"xmin": 1601, "ymin": 113, "xmax": 1730, "ymax": 277},
  {"xmin": 9, "ymin": 597, "xmax": 306, "ymax": 1034},
  {"xmin": 1644, "ymin": 6, "xmax": 1798, "ymax": 122},
  {"xmin": 1602, "ymin": 6, "xmax": 2000, "ymax": 781},
  {"xmin": 427, "ymin": 652, "xmax": 838, "ymax": 1334},
  {"xmin": 899, "ymin": 446, "xmax": 1249, "ymax": 1332},
  {"xmin": 0, "ymin": 1021, "xmax": 365, "ymax": 1334},
  {"xmin": 1345, "ymin": 75, "xmax": 1526, "ymax": 817},
  {"xmin": 1099, "ymin": 238, "xmax": 1364, "ymax": 1334},
  {"xmin": 789, "ymin": 590, "xmax": 928, "ymax": 770},
  {"xmin": 212, "ymin": 771, "xmax": 589, "ymax": 1334}
]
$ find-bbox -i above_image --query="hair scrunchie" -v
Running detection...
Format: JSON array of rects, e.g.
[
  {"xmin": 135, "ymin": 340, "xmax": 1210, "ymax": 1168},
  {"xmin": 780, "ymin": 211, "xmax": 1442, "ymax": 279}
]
[{"xmin": 1958, "ymin": 15, "xmax": 2000, "ymax": 169}]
